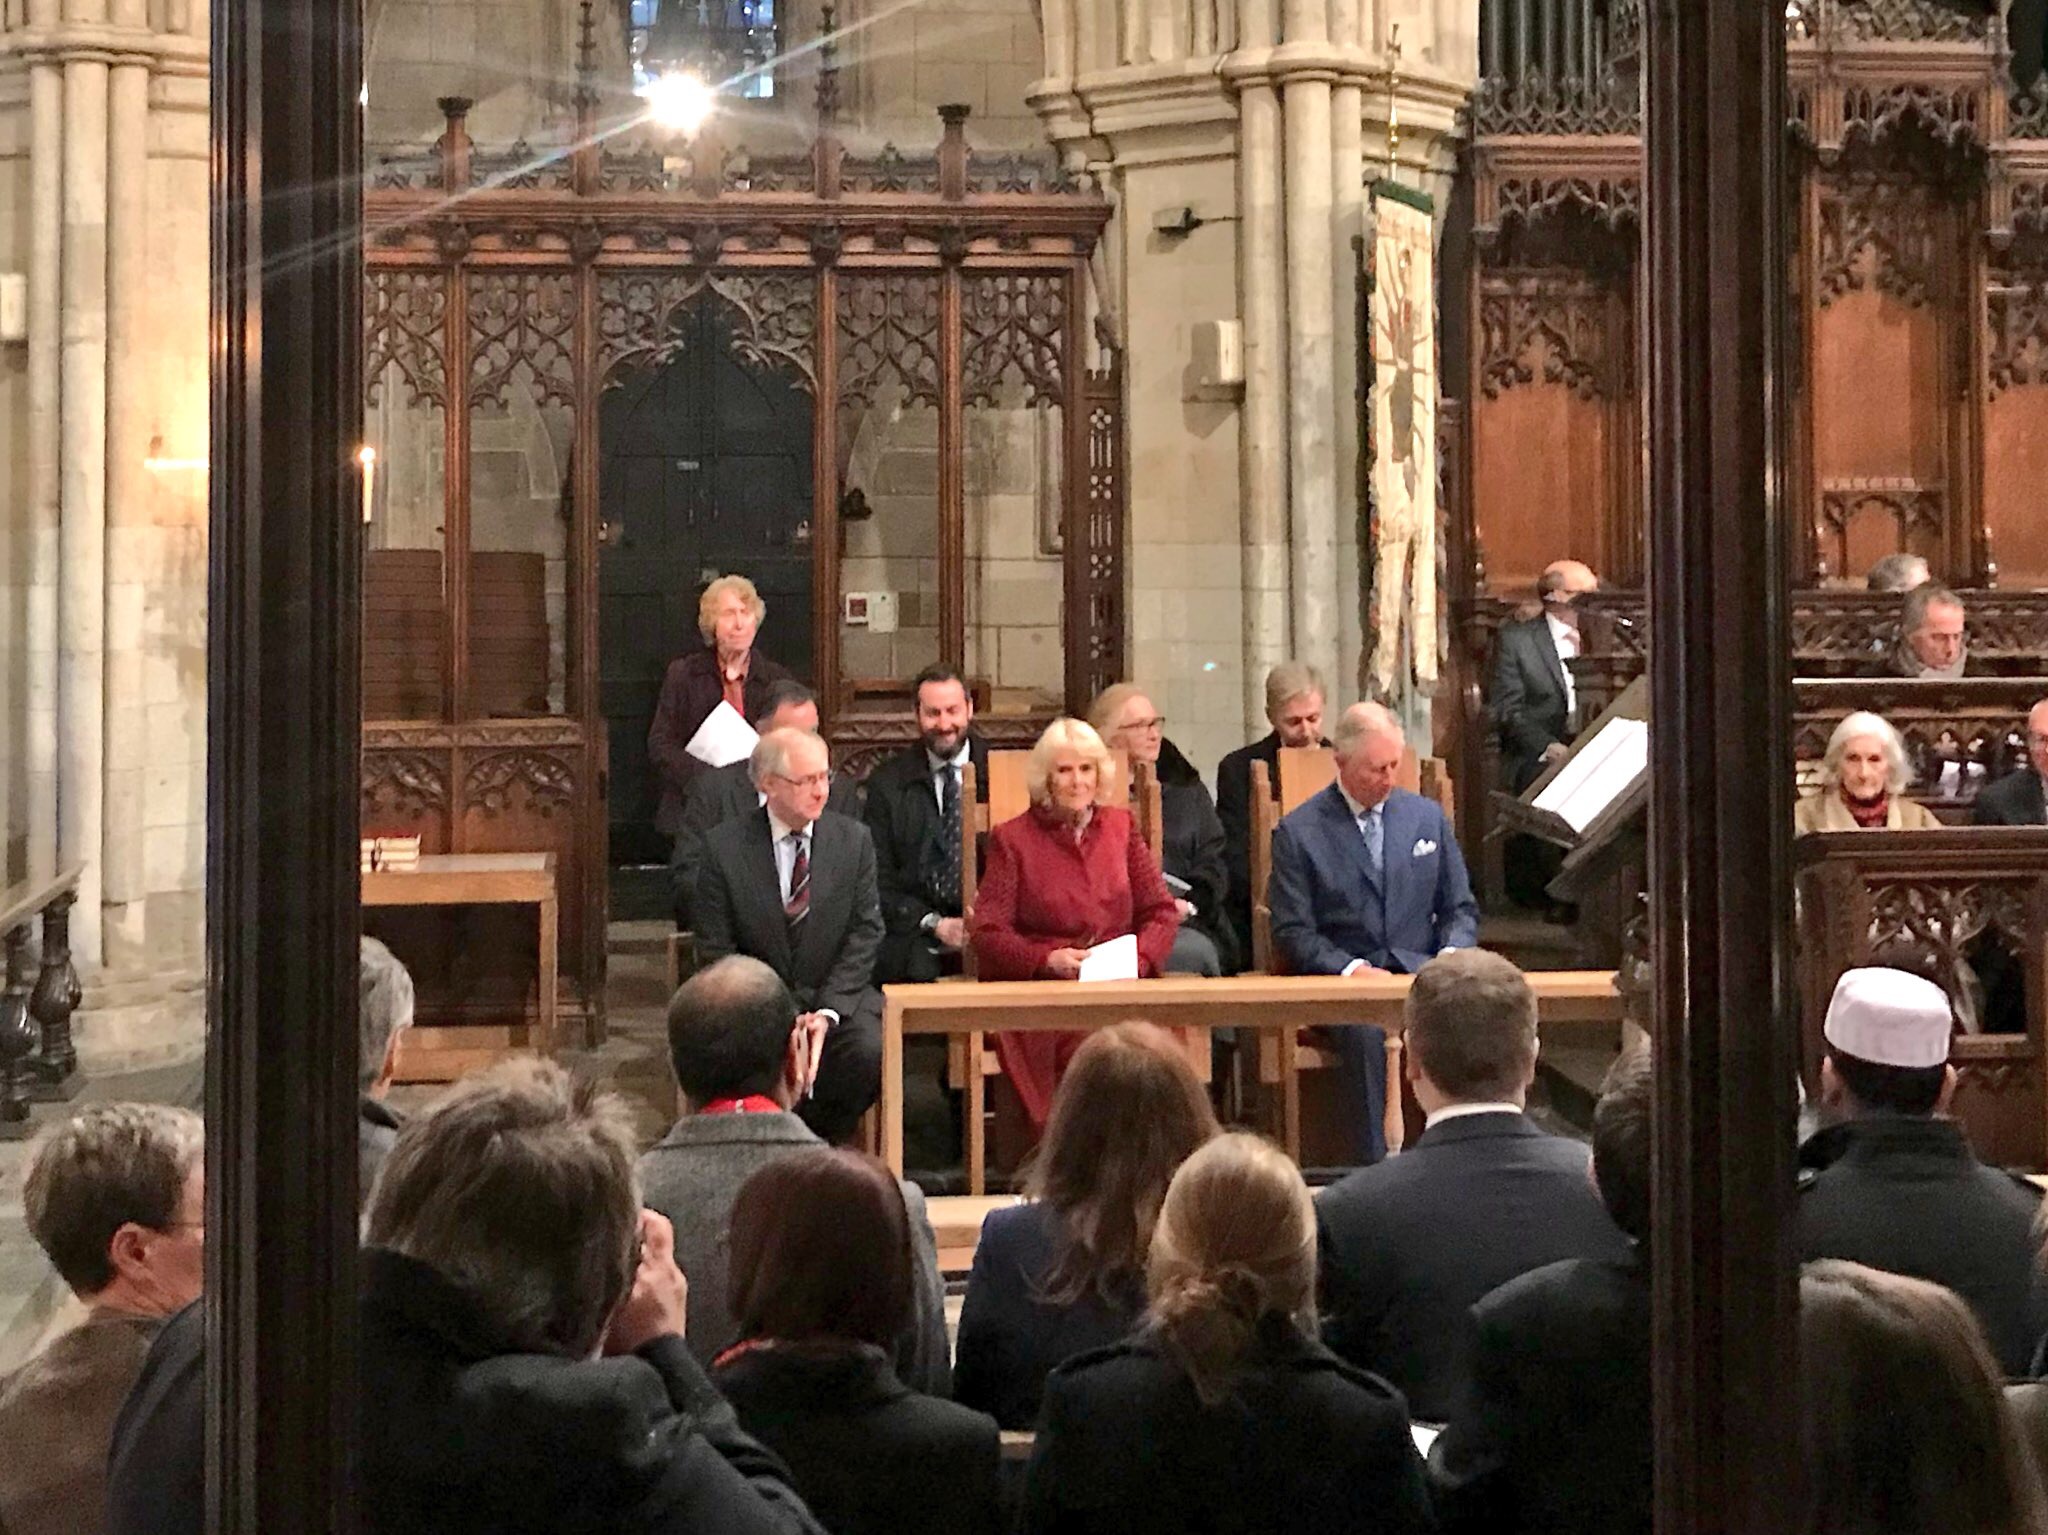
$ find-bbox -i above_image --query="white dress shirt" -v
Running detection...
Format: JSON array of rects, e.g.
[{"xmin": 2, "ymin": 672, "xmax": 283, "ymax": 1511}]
[
  {"xmin": 926, "ymin": 741, "xmax": 970, "ymax": 808},
  {"xmin": 1545, "ymin": 610, "xmax": 1580, "ymax": 716},
  {"xmin": 768, "ymin": 810, "xmax": 835, "ymax": 1025},
  {"xmin": 1422, "ymin": 1101, "xmax": 1524, "ymax": 1131}
]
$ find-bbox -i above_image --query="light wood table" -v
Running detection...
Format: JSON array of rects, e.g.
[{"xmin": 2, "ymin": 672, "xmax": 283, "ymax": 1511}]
[
  {"xmin": 363, "ymin": 853, "xmax": 558, "ymax": 1081},
  {"xmin": 881, "ymin": 970, "xmax": 1626, "ymax": 1186}
]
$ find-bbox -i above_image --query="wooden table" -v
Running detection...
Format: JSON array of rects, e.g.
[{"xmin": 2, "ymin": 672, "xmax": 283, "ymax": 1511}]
[
  {"xmin": 881, "ymin": 970, "xmax": 1626, "ymax": 1185},
  {"xmin": 363, "ymin": 853, "xmax": 558, "ymax": 1081}
]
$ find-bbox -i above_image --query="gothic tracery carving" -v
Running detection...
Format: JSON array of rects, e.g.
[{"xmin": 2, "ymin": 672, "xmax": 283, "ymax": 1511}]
[
  {"xmin": 961, "ymin": 273, "xmax": 1067, "ymax": 408},
  {"xmin": 1987, "ymin": 277, "xmax": 2048, "ymax": 394},
  {"xmin": 835, "ymin": 274, "xmax": 942, "ymax": 412},
  {"xmin": 1814, "ymin": 174, "xmax": 1941, "ymax": 308},
  {"xmin": 469, "ymin": 272, "xmax": 578, "ymax": 408},
  {"xmin": 463, "ymin": 751, "xmax": 577, "ymax": 816},
  {"xmin": 365, "ymin": 272, "xmax": 449, "ymax": 408},
  {"xmin": 362, "ymin": 752, "xmax": 450, "ymax": 819},
  {"xmin": 1477, "ymin": 274, "xmax": 1613, "ymax": 400}
]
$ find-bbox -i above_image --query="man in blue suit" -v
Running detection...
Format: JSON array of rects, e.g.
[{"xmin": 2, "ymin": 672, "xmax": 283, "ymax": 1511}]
[{"xmin": 1269, "ymin": 701, "xmax": 1480, "ymax": 1162}]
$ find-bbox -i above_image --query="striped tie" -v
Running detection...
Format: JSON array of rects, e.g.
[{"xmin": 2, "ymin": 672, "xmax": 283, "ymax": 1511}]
[{"xmin": 784, "ymin": 833, "xmax": 811, "ymax": 926}]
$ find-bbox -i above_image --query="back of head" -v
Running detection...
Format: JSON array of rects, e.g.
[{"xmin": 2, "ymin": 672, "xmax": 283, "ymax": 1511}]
[
  {"xmin": 360, "ymin": 936, "xmax": 415, "ymax": 1091},
  {"xmin": 1333, "ymin": 700, "xmax": 1403, "ymax": 759},
  {"xmin": 1146, "ymin": 1133, "xmax": 1316, "ymax": 1407},
  {"xmin": 727, "ymin": 1148, "xmax": 912, "ymax": 1352},
  {"xmin": 667, "ymin": 955, "xmax": 797, "ymax": 1106},
  {"xmin": 1592, "ymin": 1047, "xmax": 1653, "ymax": 1242},
  {"xmin": 365, "ymin": 1057, "xmax": 639, "ymax": 1359},
  {"xmin": 1822, "ymin": 966, "xmax": 1954, "ymax": 1119},
  {"xmin": 24, "ymin": 1103, "xmax": 203, "ymax": 1299},
  {"xmin": 1867, "ymin": 552, "xmax": 1931, "ymax": 594},
  {"xmin": 1405, "ymin": 949, "xmax": 1539, "ymax": 1104},
  {"xmin": 1801, "ymin": 1260, "xmax": 2047, "ymax": 1535},
  {"xmin": 1027, "ymin": 1022, "xmax": 1219, "ymax": 1306}
]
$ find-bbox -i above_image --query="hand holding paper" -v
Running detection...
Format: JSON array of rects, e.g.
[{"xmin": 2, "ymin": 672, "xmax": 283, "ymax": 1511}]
[
  {"xmin": 1077, "ymin": 933, "xmax": 1140, "ymax": 982},
  {"xmin": 684, "ymin": 700, "xmax": 759, "ymax": 769}
]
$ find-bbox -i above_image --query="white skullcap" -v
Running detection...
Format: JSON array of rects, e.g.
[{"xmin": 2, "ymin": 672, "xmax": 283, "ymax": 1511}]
[{"xmin": 1822, "ymin": 967, "xmax": 1953, "ymax": 1070}]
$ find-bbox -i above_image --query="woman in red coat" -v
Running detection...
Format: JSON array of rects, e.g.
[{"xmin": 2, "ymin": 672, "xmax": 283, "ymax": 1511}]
[{"xmin": 970, "ymin": 718, "xmax": 1181, "ymax": 1128}]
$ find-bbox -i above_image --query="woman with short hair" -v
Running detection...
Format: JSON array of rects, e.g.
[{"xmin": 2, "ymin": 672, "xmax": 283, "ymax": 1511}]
[
  {"xmin": 715, "ymin": 1149, "xmax": 1000, "ymax": 1535},
  {"xmin": 1021, "ymin": 1133, "xmax": 1432, "ymax": 1535},
  {"xmin": 954, "ymin": 1023, "xmax": 1219, "ymax": 1429},
  {"xmin": 970, "ymin": 717, "xmax": 1182, "ymax": 1127},
  {"xmin": 1795, "ymin": 711, "xmax": 1940, "ymax": 834}
]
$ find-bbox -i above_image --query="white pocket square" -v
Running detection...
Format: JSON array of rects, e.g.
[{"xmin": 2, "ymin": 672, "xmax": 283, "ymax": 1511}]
[{"xmin": 1412, "ymin": 838, "xmax": 1438, "ymax": 857}]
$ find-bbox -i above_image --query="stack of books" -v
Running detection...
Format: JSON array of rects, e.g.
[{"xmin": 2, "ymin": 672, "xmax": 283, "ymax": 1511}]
[{"xmin": 360, "ymin": 836, "xmax": 423, "ymax": 873}]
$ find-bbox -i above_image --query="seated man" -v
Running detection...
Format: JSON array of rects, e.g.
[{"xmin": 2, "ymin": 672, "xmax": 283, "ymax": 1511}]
[
  {"xmin": 638, "ymin": 955, "xmax": 949, "ymax": 1395},
  {"xmin": 1316, "ymin": 949, "xmax": 1629, "ymax": 1422},
  {"xmin": 862, "ymin": 664, "xmax": 987, "ymax": 984},
  {"xmin": 1973, "ymin": 696, "xmax": 2048, "ymax": 827},
  {"xmin": 358, "ymin": 935, "xmax": 415, "ymax": 1196},
  {"xmin": 0, "ymin": 1104, "xmax": 204, "ymax": 1535},
  {"xmin": 1429, "ymin": 1049, "xmax": 1653, "ymax": 1535},
  {"xmin": 693, "ymin": 726, "xmax": 884, "ymax": 1146},
  {"xmin": 1798, "ymin": 965, "xmax": 2048, "ymax": 1376},
  {"xmin": 1889, "ymin": 584, "xmax": 1969, "ymax": 679},
  {"xmin": 1269, "ymin": 701, "xmax": 1478, "ymax": 1162},
  {"xmin": 1215, "ymin": 660, "xmax": 1331, "ymax": 952},
  {"xmin": 356, "ymin": 1058, "xmax": 823, "ymax": 1534}
]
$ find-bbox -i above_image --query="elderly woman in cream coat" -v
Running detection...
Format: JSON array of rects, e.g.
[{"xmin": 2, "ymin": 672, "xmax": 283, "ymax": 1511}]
[{"xmin": 1795, "ymin": 711, "xmax": 1942, "ymax": 834}]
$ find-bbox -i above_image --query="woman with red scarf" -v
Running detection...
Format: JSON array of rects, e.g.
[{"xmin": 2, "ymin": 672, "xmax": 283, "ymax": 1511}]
[
  {"xmin": 969, "ymin": 718, "xmax": 1181, "ymax": 1129},
  {"xmin": 1795, "ymin": 711, "xmax": 1940, "ymax": 834}
]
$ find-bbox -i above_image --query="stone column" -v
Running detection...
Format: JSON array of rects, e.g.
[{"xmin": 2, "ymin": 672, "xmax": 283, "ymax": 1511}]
[
  {"xmin": 1329, "ymin": 0, "xmax": 1367, "ymax": 705},
  {"xmin": 25, "ymin": 0, "xmax": 64, "ymax": 884}
]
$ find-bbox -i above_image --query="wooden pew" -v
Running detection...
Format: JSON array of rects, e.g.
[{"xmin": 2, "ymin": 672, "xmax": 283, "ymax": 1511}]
[{"xmin": 1794, "ymin": 827, "xmax": 2048, "ymax": 1169}]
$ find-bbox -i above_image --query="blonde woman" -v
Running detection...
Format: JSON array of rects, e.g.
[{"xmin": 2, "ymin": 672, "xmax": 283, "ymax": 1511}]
[
  {"xmin": 1794, "ymin": 711, "xmax": 1940, "ymax": 835},
  {"xmin": 969, "ymin": 718, "xmax": 1181, "ymax": 1129},
  {"xmin": 646, "ymin": 573, "xmax": 791, "ymax": 836},
  {"xmin": 1021, "ymin": 1133, "xmax": 1431, "ymax": 1535}
]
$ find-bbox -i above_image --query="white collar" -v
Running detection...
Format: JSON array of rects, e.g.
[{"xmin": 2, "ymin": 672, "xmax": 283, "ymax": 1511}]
[
  {"xmin": 1423, "ymin": 1102, "xmax": 1524, "ymax": 1130},
  {"xmin": 768, "ymin": 809, "xmax": 812, "ymax": 844},
  {"xmin": 926, "ymin": 740, "xmax": 970, "ymax": 773},
  {"xmin": 1545, "ymin": 610, "xmax": 1577, "ymax": 646},
  {"xmin": 1338, "ymin": 784, "xmax": 1388, "ymax": 821}
]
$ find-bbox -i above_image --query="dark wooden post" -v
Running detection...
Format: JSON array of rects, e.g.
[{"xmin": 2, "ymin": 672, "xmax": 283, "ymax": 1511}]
[
  {"xmin": 438, "ymin": 96, "xmax": 473, "ymax": 194},
  {"xmin": 28, "ymin": 890, "xmax": 82, "ymax": 1099},
  {"xmin": 1643, "ymin": 1, "xmax": 1801, "ymax": 1533},
  {"xmin": 209, "ymin": 0, "xmax": 362, "ymax": 1524},
  {"xmin": 938, "ymin": 103, "xmax": 970, "ymax": 201},
  {"xmin": 0, "ymin": 925, "xmax": 34, "ymax": 1137}
]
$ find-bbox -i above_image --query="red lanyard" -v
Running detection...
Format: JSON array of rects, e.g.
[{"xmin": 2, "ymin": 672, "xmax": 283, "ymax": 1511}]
[{"xmin": 698, "ymin": 1094, "xmax": 782, "ymax": 1116}]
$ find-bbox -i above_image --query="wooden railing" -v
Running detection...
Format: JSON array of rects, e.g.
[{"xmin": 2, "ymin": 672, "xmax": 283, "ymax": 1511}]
[{"xmin": 0, "ymin": 866, "xmax": 84, "ymax": 1137}]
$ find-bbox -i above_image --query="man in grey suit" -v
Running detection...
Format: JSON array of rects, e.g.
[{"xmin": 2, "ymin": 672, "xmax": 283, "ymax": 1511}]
[
  {"xmin": 694, "ymin": 726, "xmax": 884, "ymax": 1145},
  {"xmin": 637, "ymin": 956, "xmax": 950, "ymax": 1395}
]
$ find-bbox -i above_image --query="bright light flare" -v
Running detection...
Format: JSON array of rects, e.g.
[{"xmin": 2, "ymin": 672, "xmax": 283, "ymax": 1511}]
[{"xmin": 640, "ymin": 70, "xmax": 717, "ymax": 136}]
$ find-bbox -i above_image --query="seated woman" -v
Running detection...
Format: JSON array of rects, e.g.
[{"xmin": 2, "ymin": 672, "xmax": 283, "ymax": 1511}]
[
  {"xmin": 1091, "ymin": 683, "xmax": 1238, "ymax": 975},
  {"xmin": 970, "ymin": 717, "xmax": 1182, "ymax": 1128},
  {"xmin": 1795, "ymin": 710, "xmax": 1940, "ymax": 834},
  {"xmin": 1802, "ymin": 1260, "xmax": 2046, "ymax": 1535},
  {"xmin": 1021, "ymin": 1133, "xmax": 1432, "ymax": 1535},
  {"xmin": 646, "ymin": 574, "xmax": 792, "ymax": 842},
  {"xmin": 954, "ymin": 1023, "xmax": 1218, "ymax": 1430},
  {"xmin": 714, "ymin": 1148, "xmax": 1001, "ymax": 1535}
]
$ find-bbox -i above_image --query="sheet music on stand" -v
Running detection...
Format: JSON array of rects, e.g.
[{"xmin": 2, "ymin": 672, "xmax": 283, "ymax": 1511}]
[{"xmin": 1532, "ymin": 716, "xmax": 1649, "ymax": 835}]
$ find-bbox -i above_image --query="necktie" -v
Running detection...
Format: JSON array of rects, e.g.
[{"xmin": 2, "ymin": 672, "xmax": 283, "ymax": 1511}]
[
  {"xmin": 930, "ymin": 764, "xmax": 963, "ymax": 911},
  {"xmin": 784, "ymin": 833, "xmax": 811, "ymax": 926},
  {"xmin": 1361, "ymin": 807, "xmax": 1384, "ymax": 874}
]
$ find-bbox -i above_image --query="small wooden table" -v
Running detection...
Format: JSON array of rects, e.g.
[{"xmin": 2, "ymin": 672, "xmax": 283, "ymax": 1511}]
[
  {"xmin": 881, "ymin": 970, "xmax": 1626, "ymax": 1185},
  {"xmin": 363, "ymin": 853, "xmax": 558, "ymax": 1082}
]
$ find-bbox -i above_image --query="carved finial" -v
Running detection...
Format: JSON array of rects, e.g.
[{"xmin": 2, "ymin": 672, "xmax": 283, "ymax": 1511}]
[
  {"xmin": 575, "ymin": 0, "xmax": 597, "ymax": 107},
  {"xmin": 816, "ymin": 3, "xmax": 842, "ymax": 127},
  {"xmin": 1383, "ymin": 24, "xmax": 1403, "ymax": 180}
]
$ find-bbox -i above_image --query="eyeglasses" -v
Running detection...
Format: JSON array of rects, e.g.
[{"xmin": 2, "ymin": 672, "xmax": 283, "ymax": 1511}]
[
  {"xmin": 1121, "ymin": 716, "xmax": 1166, "ymax": 734},
  {"xmin": 771, "ymin": 772, "xmax": 831, "ymax": 791}
]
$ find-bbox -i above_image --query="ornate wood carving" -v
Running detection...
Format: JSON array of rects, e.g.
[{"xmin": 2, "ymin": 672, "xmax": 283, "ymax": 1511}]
[
  {"xmin": 1835, "ymin": 84, "xmax": 1986, "ymax": 163},
  {"xmin": 1827, "ymin": 0, "xmax": 1990, "ymax": 43},
  {"xmin": 1492, "ymin": 174, "xmax": 1642, "ymax": 235},
  {"xmin": 463, "ymin": 750, "xmax": 577, "ymax": 816},
  {"xmin": 361, "ymin": 752, "xmax": 450, "ymax": 819},
  {"xmin": 1815, "ymin": 173, "xmax": 1941, "ymax": 307},
  {"xmin": 1868, "ymin": 879, "xmax": 2031, "ymax": 953},
  {"xmin": 960, "ymin": 273, "xmax": 1066, "ymax": 407},
  {"xmin": 708, "ymin": 272, "xmax": 820, "ymax": 392},
  {"xmin": 835, "ymin": 274, "xmax": 943, "ymax": 411},
  {"xmin": 595, "ymin": 270, "xmax": 820, "ymax": 392},
  {"xmin": 1814, "ymin": 479, "xmax": 1946, "ymax": 576},
  {"xmin": 468, "ymin": 271, "xmax": 578, "ymax": 408},
  {"xmin": 1076, "ymin": 357, "xmax": 1128, "ymax": 707},
  {"xmin": 1469, "ymin": 69, "xmax": 1640, "ymax": 137},
  {"xmin": 1987, "ymin": 273, "xmax": 2048, "ymax": 394},
  {"xmin": 365, "ymin": 271, "xmax": 449, "ymax": 407},
  {"xmin": 1477, "ymin": 272, "xmax": 1613, "ymax": 399}
]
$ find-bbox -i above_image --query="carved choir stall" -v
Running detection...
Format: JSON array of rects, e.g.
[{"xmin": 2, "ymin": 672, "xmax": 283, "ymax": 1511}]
[{"xmin": 358, "ymin": 8, "xmax": 1117, "ymax": 1041}]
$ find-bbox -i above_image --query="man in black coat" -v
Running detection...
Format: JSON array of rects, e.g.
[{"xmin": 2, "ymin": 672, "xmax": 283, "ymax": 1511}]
[
  {"xmin": 1317, "ymin": 949, "xmax": 1628, "ymax": 1422},
  {"xmin": 1428, "ymin": 1047, "xmax": 1654, "ymax": 1535},
  {"xmin": 1490, "ymin": 560, "xmax": 1598, "ymax": 912},
  {"xmin": 861, "ymin": 665, "xmax": 988, "ymax": 984},
  {"xmin": 1973, "ymin": 697, "xmax": 2048, "ymax": 827},
  {"xmin": 1215, "ymin": 659, "xmax": 1329, "ymax": 955},
  {"xmin": 1797, "ymin": 964, "xmax": 2048, "ymax": 1376},
  {"xmin": 672, "ymin": 681, "xmax": 858, "ymax": 929},
  {"xmin": 694, "ymin": 728, "xmax": 884, "ymax": 1146}
]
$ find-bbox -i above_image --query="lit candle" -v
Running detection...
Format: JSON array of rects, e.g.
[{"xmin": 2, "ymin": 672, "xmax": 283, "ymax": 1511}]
[{"xmin": 358, "ymin": 445, "xmax": 377, "ymax": 526}]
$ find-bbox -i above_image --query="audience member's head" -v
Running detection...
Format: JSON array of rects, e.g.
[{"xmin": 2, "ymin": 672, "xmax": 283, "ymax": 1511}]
[
  {"xmin": 698, "ymin": 573, "xmax": 766, "ymax": 652},
  {"xmin": 1026, "ymin": 1022, "xmax": 1219, "ymax": 1307},
  {"xmin": 360, "ymin": 936, "xmax": 415, "ymax": 1098},
  {"xmin": 1147, "ymin": 1133, "xmax": 1316, "ymax": 1406},
  {"xmin": 1404, "ymin": 949, "xmax": 1540, "ymax": 1112},
  {"xmin": 666, "ymin": 955, "xmax": 804, "ymax": 1113},
  {"xmin": 24, "ymin": 1104, "xmax": 204, "ymax": 1317},
  {"xmin": 1333, "ymin": 701, "xmax": 1405, "ymax": 813},
  {"xmin": 1867, "ymin": 552, "xmax": 1932, "ymax": 594},
  {"xmin": 751, "ymin": 726, "xmax": 831, "ymax": 830},
  {"xmin": 727, "ymin": 1148, "xmax": 912, "ymax": 1354},
  {"xmin": 751, "ymin": 679, "xmax": 820, "ymax": 735},
  {"xmin": 1263, "ymin": 662, "xmax": 1326, "ymax": 747},
  {"xmin": 1089, "ymin": 683, "xmax": 1166, "ymax": 769},
  {"xmin": 1592, "ymin": 1047, "xmax": 1653, "ymax": 1244},
  {"xmin": 364, "ymin": 1057, "xmax": 639, "ymax": 1359},
  {"xmin": 1818, "ymin": 966, "xmax": 1955, "ymax": 1123},
  {"xmin": 1818, "ymin": 712, "xmax": 1910, "ymax": 803},
  {"xmin": 2027, "ymin": 697, "xmax": 2048, "ymax": 782},
  {"xmin": 1801, "ymin": 1259, "xmax": 2048, "ymax": 1535},
  {"xmin": 1900, "ymin": 585, "xmax": 1967, "ymax": 677},
  {"xmin": 913, "ymin": 664, "xmax": 974, "ymax": 758},
  {"xmin": 1027, "ymin": 716, "xmax": 1115, "ymax": 817},
  {"xmin": 1538, "ymin": 559, "xmax": 1600, "ymax": 614}
]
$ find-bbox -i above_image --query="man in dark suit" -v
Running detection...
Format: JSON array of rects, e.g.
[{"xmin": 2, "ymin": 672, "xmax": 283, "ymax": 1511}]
[
  {"xmin": 862, "ymin": 665, "xmax": 988, "ymax": 984},
  {"xmin": 1269, "ymin": 701, "xmax": 1479, "ymax": 1162},
  {"xmin": 694, "ymin": 727, "xmax": 884, "ymax": 1146},
  {"xmin": 1215, "ymin": 660, "xmax": 1330, "ymax": 952},
  {"xmin": 1491, "ymin": 560, "xmax": 1598, "ymax": 912},
  {"xmin": 672, "ymin": 681, "xmax": 858, "ymax": 929},
  {"xmin": 1317, "ymin": 950, "xmax": 1629, "ymax": 1422},
  {"xmin": 1974, "ymin": 697, "xmax": 2048, "ymax": 827},
  {"xmin": 1797, "ymin": 965, "xmax": 2048, "ymax": 1376},
  {"xmin": 1428, "ymin": 1048, "xmax": 1653, "ymax": 1535}
]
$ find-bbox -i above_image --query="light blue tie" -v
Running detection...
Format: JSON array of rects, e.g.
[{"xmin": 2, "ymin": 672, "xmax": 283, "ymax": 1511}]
[{"xmin": 1360, "ymin": 806, "xmax": 1384, "ymax": 874}]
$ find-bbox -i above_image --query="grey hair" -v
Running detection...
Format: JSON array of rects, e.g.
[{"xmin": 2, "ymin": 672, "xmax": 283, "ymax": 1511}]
[
  {"xmin": 24, "ymin": 1103, "xmax": 204, "ymax": 1296},
  {"xmin": 360, "ymin": 937, "xmax": 415, "ymax": 1090},
  {"xmin": 1820, "ymin": 711, "xmax": 1911, "ymax": 796},
  {"xmin": 1866, "ymin": 552, "xmax": 1931, "ymax": 594},
  {"xmin": 366, "ymin": 1057, "xmax": 641, "ymax": 1359},
  {"xmin": 1263, "ymin": 662, "xmax": 1326, "ymax": 720},
  {"xmin": 1333, "ymin": 701, "xmax": 1404, "ymax": 759},
  {"xmin": 1901, "ymin": 584, "xmax": 1964, "ymax": 637},
  {"xmin": 749, "ymin": 725, "xmax": 827, "ymax": 788}
]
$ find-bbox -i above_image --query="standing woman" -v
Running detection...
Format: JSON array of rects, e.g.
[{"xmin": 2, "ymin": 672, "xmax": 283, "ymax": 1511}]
[
  {"xmin": 647, "ymin": 574, "xmax": 792, "ymax": 840},
  {"xmin": 1022, "ymin": 1133, "xmax": 1432, "ymax": 1535},
  {"xmin": 970, "ymin": 718, "xmax": 1182, "ymax": 1130}
]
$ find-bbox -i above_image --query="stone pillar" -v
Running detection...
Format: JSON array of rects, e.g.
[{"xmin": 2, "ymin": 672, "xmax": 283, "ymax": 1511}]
[
  {"xmin": 25, "ymin": 0, "xmax": 63, "ymax": 884},
  {"xmin": 1330, "ymin": 0, "xmax": 1367, "ymax": 706}
]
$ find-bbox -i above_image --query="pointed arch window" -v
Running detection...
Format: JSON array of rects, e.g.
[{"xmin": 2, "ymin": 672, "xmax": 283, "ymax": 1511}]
[{"xmin": 626, "ymin": 0, "xmax": 782, "ymax": 99}]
